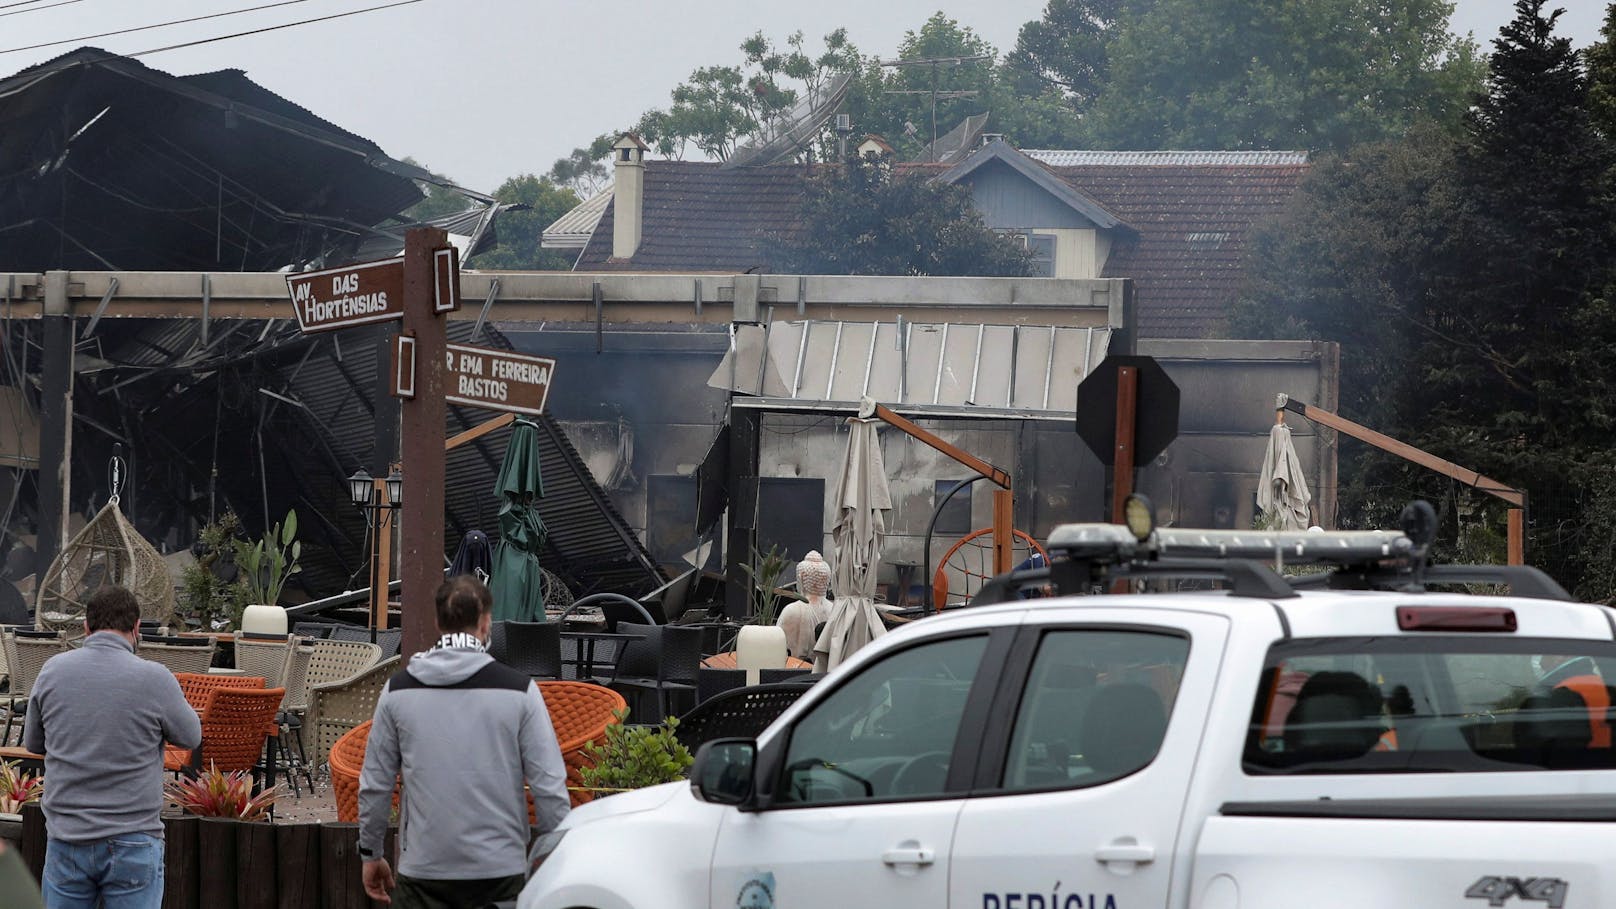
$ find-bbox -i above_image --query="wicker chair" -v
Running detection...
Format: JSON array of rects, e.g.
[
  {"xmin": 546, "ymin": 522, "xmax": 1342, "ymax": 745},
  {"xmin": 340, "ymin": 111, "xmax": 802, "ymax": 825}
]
[
  {"xmin": 164, "ymin": 686, "xmax": 285, "ymax": 776},
  {"xmin": 174, "ymin": 672, "xmax": 266, "ymax": 712},
  {"xmin": 304, "ymin": 656, "xmax": 400, "ymax": 770},
  {"xmin": 538, "ymin": 680, "xmax": 627, "ymax": 807},
  {"xmin": 2, "ymin": 632, "xmax": 70, "ymax": 745},
  {"xmin": 138, "ymin": 639, "xmax": 217, "ymax": 675},
  {"xmin": 329, "ymin": 682, "xmax": 625, "ymax": 820},
  {"xmin": 232, "ymin": 635, "xmax": 296, "ymax": 691},
  {"xmin": 302, "ymin": 639, "xmax": 383, "ymax": 692}
]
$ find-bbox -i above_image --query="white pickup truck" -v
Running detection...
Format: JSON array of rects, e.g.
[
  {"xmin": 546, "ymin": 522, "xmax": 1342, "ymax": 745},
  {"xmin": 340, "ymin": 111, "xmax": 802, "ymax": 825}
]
[{"xmin": 518, "ymin": 512, "xmax": 1616, "ymax": 909}]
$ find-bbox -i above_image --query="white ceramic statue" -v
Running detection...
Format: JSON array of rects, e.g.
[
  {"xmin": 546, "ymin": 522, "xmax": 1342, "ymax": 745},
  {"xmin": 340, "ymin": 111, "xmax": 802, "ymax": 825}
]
[{"xmin": 777, "ymin": 550, "xmax": 834, "ymax": 661}]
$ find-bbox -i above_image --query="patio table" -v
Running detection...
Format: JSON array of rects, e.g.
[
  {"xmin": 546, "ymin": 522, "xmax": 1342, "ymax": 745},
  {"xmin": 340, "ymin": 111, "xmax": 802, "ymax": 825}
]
[{"xmin": 559, "ymin": 631, "xmax": 635, "ymax": 680}]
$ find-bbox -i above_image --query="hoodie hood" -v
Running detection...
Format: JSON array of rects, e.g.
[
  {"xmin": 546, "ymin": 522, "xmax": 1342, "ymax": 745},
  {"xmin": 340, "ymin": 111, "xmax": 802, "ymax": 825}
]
[{"xmin": 406, "ymin": 645, "xmax": 495, "ymax": 686}]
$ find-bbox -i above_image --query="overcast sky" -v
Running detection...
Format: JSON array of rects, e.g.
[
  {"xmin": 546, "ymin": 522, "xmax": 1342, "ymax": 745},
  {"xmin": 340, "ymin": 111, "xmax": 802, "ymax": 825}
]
[{"xmin": 0, "ymin": 0, "xmax": 1605, "ymax": 193}]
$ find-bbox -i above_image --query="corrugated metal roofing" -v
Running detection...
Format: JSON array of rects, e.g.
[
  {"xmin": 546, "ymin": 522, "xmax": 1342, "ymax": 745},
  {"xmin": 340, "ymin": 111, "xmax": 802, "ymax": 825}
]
[
  {"xmin": 709, "ymin": 319, "xmax": 1113, "ymax": 418},
  {"xmin": 1024, "ymin": 150, "xmax": 1310, "ymax": 167},
  {"xmin": 541, "ymin": 184, "xmax": 614, "ymax": 250}
]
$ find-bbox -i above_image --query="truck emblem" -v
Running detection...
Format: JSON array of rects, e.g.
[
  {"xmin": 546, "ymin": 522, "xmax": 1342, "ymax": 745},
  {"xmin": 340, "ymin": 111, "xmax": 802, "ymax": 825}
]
[{"xmin": 1465, "ymin": 876, "xmax": 1568, "ymax": 909}]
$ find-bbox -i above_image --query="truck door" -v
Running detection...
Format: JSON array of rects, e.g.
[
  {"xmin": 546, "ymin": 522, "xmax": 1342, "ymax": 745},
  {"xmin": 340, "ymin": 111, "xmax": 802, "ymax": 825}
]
[
  {"xmin": 950, "ymin": 610, "xmax": 1228, "ymax": 909},
  {"xmin": 709, "ymin": 631, "xmax": 1005, "ymax": 909}
]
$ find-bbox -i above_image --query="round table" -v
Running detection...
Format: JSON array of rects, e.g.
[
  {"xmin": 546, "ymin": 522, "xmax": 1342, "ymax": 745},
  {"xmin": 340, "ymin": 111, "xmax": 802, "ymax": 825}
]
[{"xmin": 700, "ymin": 652, "xmax": 813, "ymax": 670}]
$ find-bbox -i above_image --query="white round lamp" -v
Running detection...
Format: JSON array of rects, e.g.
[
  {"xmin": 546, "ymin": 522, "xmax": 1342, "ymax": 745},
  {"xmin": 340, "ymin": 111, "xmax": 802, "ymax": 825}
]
[{"xmin": 240, "ymin": 604, "xmax": 288, "ymax": 636}]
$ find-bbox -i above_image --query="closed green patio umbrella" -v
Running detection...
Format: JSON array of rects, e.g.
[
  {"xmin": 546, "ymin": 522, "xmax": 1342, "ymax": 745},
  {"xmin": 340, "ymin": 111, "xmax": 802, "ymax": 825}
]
[{"xmin": 490, "ymin": 419, "xmax": 547, "ymax": 622}]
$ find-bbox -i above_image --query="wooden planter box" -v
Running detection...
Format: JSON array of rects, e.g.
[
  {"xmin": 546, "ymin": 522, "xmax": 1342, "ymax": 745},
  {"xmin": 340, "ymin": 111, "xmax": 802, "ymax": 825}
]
[{"xmin": 18, "ymin": 804, "xmax": 396, "ymax": 909}]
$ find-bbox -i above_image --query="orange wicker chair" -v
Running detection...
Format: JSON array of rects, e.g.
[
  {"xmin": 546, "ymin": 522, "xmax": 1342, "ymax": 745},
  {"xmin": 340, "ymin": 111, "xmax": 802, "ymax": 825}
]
[
  {"xmin": 330, "ymin": 720, "xmax": 379, "ymax": 823},
  {"xmin": 174, "ymin": 672, "xmax": 265, "ymax": 712},
  {"xmin": 539, "ymin": 681, "xmax": 627, "ymax": 807},
  {"xmin": 329, "ymin": 682, "xmax": 628, "ymax": 821},
  {"xmin": 164, "ymin": 686, "xmax": 285, "ymax": 775}
]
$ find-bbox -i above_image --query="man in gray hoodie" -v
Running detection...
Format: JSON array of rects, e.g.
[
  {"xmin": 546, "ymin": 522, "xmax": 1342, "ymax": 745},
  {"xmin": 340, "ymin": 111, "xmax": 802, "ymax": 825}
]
[
  {"xmin": 359, "ymin": 575, "xmax": 570, "ymax": 908},
  {"xmin": 24, "ymin": 585, "xmax": 202, "ymax": 909}
]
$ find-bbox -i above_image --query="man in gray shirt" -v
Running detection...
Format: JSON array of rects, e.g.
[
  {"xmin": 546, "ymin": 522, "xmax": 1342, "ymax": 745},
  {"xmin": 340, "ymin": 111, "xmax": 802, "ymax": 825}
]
[{"xmin": 24, "ymin": 585, "xmax": 201, "ymax": 909}]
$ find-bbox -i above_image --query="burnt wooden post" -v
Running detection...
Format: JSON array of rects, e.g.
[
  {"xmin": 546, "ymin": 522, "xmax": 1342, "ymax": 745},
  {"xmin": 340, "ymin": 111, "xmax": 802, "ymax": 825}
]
[
  {"xmin": 162, "ymin": 814, "xmax": 200, "ymax": 909},
  {"xmin": 273, "ymin": 823, "xmax": 322, "ymax": 909},
  {"xmin": 234, "ymin": 820, "xmax": 278, "ymax": 909},
  {"xmin": 398, "ymin": 227, "xmax": 449, "ymax": 661},
  {"xmin": 1110, "ymin": 365, "xmax": 1138, "ymax": 523},
  {"xmin": 196, "ymin": 817, "xmax": 238, "ymax": 907},
  {"xmin": 319, "ymin": 822, "xmax": 369, "ymax": 909},
  {"xmin": 36, "ymin": 271, "xmax": 74, "ymax": 575},
  {"xmin": 723, "ymin": 407, "xmax": 761, "ymax": 620},
  {"xmin": 19, "ymin": 801, "xmax": 45, "ymax": 883}
]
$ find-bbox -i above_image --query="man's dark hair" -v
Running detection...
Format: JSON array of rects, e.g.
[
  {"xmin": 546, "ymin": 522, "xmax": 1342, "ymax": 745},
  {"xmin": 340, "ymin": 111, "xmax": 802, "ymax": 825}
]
[
  {"xmin": 85, "ymin": 585, "xmax": 140, "ymax": 633},
  {"xmin": 435, "ymin": 575, "xmax": 492, "ymax": 633}
]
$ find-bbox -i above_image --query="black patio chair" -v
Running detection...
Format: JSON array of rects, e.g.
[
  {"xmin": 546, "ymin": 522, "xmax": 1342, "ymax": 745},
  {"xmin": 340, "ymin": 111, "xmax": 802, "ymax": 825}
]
[
  {"xmin": 500, "ymin": 621, "xmax": 563, "ymax": 681},
  {"xmin": 329, "ymin": 625, "xmax": 403, "ymax": 658},
  {"xmin": 487, "ymin": 620, "xmax": 509, "ymax": 664},
  {"xmin": 604, "ymin": 622, "xmax": 702, "ymax": 723},
  {"xmin": 292, "ymin": 622, "xmax": 339, "ymax": 640},
  {"xmin": 674, "ymin": 681, "xmax": 816, "ymax": 753},
  {"xmin": 697, "ymin": 667, "xmax": 746, "ymax": 705},
  {"xmin": 759, "ymin": 667, "xmax": 814, "ymax": 685},
  {"xmin": 563, "ymin": 593, "xmax": 658, "ymax": 633}
]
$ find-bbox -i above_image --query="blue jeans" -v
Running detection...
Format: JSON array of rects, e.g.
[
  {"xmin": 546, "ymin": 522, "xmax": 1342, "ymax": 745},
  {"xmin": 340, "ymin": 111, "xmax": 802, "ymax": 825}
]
[{"xmin": 42, "ymin": 833, "xmax": 164, "ymax": 909}]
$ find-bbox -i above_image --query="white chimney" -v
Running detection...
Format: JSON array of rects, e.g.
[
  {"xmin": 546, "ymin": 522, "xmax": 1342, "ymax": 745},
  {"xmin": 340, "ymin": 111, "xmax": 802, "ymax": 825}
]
[{"xmin": 611, "ymin": 133, "xmax": 648, "ymax": 260}]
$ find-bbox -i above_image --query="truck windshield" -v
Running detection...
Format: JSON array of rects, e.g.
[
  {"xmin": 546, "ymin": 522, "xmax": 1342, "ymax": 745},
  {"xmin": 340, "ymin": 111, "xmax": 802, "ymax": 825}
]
[{"xmin": 1245, "ymin": 636, "xmax": 1616, "ymax": 774}]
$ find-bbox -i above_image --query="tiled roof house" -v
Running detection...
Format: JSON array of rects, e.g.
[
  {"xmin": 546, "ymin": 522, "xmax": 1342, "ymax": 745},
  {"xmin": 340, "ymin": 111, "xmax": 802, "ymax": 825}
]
[{"xmin": 553, "ymin": 135, "xmax": 1308, "ymax": 338}]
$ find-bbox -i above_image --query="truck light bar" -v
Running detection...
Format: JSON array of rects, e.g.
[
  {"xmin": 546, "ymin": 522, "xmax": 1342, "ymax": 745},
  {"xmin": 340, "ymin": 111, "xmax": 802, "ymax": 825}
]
[{"xmin": 1046, "ymin": 524, "xmax": 1413, "ymax": 567}]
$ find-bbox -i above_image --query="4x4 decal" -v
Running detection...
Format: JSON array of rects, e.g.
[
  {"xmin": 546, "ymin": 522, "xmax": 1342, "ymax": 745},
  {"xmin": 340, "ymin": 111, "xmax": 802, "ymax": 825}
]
[{"xmin": 1465, "ymin": 876, "xmax": 1568, "ymax": 909}]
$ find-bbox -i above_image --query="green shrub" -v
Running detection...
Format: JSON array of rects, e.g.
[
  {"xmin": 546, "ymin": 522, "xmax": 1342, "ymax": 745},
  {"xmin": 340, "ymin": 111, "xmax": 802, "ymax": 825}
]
[{"xmin": 577, "ymin": 709, "xmax": 693, "ymax": 796}]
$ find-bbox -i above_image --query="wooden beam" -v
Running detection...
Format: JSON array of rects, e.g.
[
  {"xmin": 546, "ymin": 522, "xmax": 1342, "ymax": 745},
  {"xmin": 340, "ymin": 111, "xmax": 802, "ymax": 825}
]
[
  {"xmin": 1110, "ymin": 365, "xmax": 1138, "ymax": 523},
  {"xmin": 1288, "ymin": 400, "xmax": 1525, "ymax": 508},
  {"xmin": 1507, "ymin": 507, "xmax": 1525, "ymax": 566},
  {"xmin": 870, "ymin": 403, "xmax": 1011, "ymax": 489},
  {"xmin": 992, "ymin": 488, "xmax": 1014, "ymax": 575},
  {"xmin": 399, "ymin": 229, "xmax": 449, "ymax": 663},
  {"xmin": 445, "ymin": 412, "xmax": 515, "ymax": 452}
]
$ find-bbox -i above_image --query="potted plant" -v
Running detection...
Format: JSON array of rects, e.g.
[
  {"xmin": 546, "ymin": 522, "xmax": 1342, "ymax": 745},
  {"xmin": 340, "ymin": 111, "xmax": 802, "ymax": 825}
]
[
  {"xmin": 0, "ymin": 760, "xmax": 42, "ymax": 819},
  {"xmin": 736, "ymin": 544, "xmax": 791, "ymax": 672},
  {"xmin": 575, "ymin": 709, "xmax": 693, "ymax": 798},
  {"xmin": 178, "ymin": 512, "xmax": 250, "ymax": 631},
  {"xmin": 233, "ymin": 509, "xmax": 301, "ymax": 632},
  {"xmin": 164, "ymin": 766, "xmax": 278, "ymax": 821}
]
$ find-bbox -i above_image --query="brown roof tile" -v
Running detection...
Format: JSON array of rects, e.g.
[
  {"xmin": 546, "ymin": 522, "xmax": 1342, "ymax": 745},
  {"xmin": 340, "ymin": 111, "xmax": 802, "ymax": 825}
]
[
  {"xmin": 1049, "ymin": 164, "xmax": 1308, "ymax": 337},
  {"xmin": 575, "ymin": 157, "xmax": 1308, "ymax": 338}
]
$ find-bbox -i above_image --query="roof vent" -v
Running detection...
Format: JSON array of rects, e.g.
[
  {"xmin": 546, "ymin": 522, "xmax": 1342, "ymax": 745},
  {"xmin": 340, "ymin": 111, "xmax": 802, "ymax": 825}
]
[{"xmin": 980, "ymin": 133, "xmax": 1005, "ymax": 147}]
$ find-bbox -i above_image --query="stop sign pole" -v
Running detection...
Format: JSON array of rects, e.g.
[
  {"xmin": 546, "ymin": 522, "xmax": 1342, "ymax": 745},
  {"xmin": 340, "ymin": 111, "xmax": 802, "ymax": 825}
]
[{"xmin": 1111, "ymin": 366, "xmax": 1138, "ymax": 523}]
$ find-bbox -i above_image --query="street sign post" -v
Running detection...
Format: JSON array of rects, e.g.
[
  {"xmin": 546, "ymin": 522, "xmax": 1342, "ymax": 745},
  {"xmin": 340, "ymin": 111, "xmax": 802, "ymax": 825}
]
[
  {"xmin": 443, "ymin": 343, "xmax": 555, "ymax": 416},
  {"xmin": 285, "ymin": 257, "xmax": 405, "ymax": 333},
  {"xmin": 1076, "ymin": 355, "xmax": 1180, "ymax": 522}
]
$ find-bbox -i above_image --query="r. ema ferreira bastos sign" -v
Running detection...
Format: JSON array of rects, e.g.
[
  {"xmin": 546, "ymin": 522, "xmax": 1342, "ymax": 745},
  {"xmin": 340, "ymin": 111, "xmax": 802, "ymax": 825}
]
[
  {"xmin": 445, "ymin": 343, "xmax": 556, "ymax": 416},
  {"xmin": 285, "ymin": 257, "xmax": 405, "ymax": 333}
]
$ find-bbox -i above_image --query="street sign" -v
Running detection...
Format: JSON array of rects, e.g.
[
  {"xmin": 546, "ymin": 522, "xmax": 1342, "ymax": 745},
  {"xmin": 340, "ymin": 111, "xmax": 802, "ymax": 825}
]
[
  {"xmin": 286, "ymin": 257, "xmax": 404, "ymax": 333},
  {"xmin": 444, "ymin": 342, "xmax": 555, "ymax": 416},
  {"xmin": 1076, "ymin": 355, "xmax": 1180, "ymax": 466}
]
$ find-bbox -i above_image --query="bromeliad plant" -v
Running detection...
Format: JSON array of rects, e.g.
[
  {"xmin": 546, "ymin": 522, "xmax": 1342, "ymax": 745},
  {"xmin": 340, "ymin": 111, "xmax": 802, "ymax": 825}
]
[
  {"xmin": 164, "ymin": 766, "xmax": 279, "ymax": 821},
  {"xmin": 0, "ymin": 760, "xmax": 42, "ymax": 814},
  {"xmin": 576, "ymin": 708, "xmax": 694, "ymax": 797}
]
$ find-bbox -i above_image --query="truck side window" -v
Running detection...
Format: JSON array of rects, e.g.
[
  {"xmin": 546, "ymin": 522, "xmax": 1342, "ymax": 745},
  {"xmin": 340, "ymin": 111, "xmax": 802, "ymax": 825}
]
[
  {"xmin": 1000, "ymin": 629, "xmax": 1190, "ymax": 791},
  {"xmin": 777, "ymin": 635, "xmax": 988, "ymax": 805}
]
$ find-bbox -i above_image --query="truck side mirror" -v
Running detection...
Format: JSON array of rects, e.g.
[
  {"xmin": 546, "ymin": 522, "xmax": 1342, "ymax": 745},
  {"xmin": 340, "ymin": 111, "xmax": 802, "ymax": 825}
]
[{"xmin": 691, "ymin": 738, "xmax": 757, "ymax": 806}]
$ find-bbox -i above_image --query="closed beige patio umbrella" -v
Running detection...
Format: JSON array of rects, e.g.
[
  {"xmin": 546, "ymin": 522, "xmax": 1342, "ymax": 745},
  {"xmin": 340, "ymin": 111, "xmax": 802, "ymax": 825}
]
[
  {"xmin": 1258, "ymin": 403, "xmax": 1313, "ymax": 531},
  {"xmin": 814, "ymin": 413, "xmax": 892, "ymax": 673}
]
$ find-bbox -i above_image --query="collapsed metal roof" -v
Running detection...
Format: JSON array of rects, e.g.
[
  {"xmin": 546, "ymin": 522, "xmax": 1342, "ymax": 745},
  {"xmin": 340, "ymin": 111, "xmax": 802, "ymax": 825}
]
[
  {"xmin": 1, "ymin": 314, "xmax": 664, "ymax": 602},
  {"xmin": 0, "ymin": 47, "xmax": 438, "ymax": 272}
]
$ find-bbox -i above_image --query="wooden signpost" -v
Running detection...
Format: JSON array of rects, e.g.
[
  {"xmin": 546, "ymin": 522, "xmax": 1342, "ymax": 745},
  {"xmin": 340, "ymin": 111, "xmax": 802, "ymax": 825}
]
[{"xmin": 288, "ymin": 233, "xmax": 556, "ymax": 660}]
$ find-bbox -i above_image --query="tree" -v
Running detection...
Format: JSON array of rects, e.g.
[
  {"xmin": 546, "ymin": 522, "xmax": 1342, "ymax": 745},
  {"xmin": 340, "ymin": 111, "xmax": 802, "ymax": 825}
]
[
  {"xmin": 400, "ymin": 158, "xmax": 472, "ymax": 221},
  {"xmin": 636, "ymin": 29, "xmax": 861, "ymax": 161},
  {"xmin": 1236, "ymin": 0, "xmax": 1616, "ymax": 598},
  {"xmin": 775, "ymin": 153, "xmax": 1034, "ymax": 276},
  {"xmin": 1081, "ymin": 0, "xmax": 1483, "ymax": 152},
  {"xmin": 1584, "ymin": 3, "xmax": 1616, "ymax": 140},
  {"xmin": 546, "ymin": 135, "xmax": 615, "ymax": 197},
  {"xmin": 1005, "ymin": 0, "xmax": 1148, "ymax": 109},
  {"xmin": 466, "ymin": 175, "xmax": 581, "ymax": 271}
]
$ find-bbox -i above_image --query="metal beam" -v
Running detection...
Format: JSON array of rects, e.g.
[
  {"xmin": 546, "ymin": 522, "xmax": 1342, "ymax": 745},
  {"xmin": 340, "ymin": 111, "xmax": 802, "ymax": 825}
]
[{"xmin": 37, "ymin": 272, "xmax": 74, "ymax": 579}]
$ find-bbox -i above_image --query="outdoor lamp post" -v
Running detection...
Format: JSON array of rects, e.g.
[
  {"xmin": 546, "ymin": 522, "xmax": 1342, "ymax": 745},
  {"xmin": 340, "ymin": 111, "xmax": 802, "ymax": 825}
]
[{"xmin": 347, "ymin": 467, "xmax": 403, "ymax": 643}]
